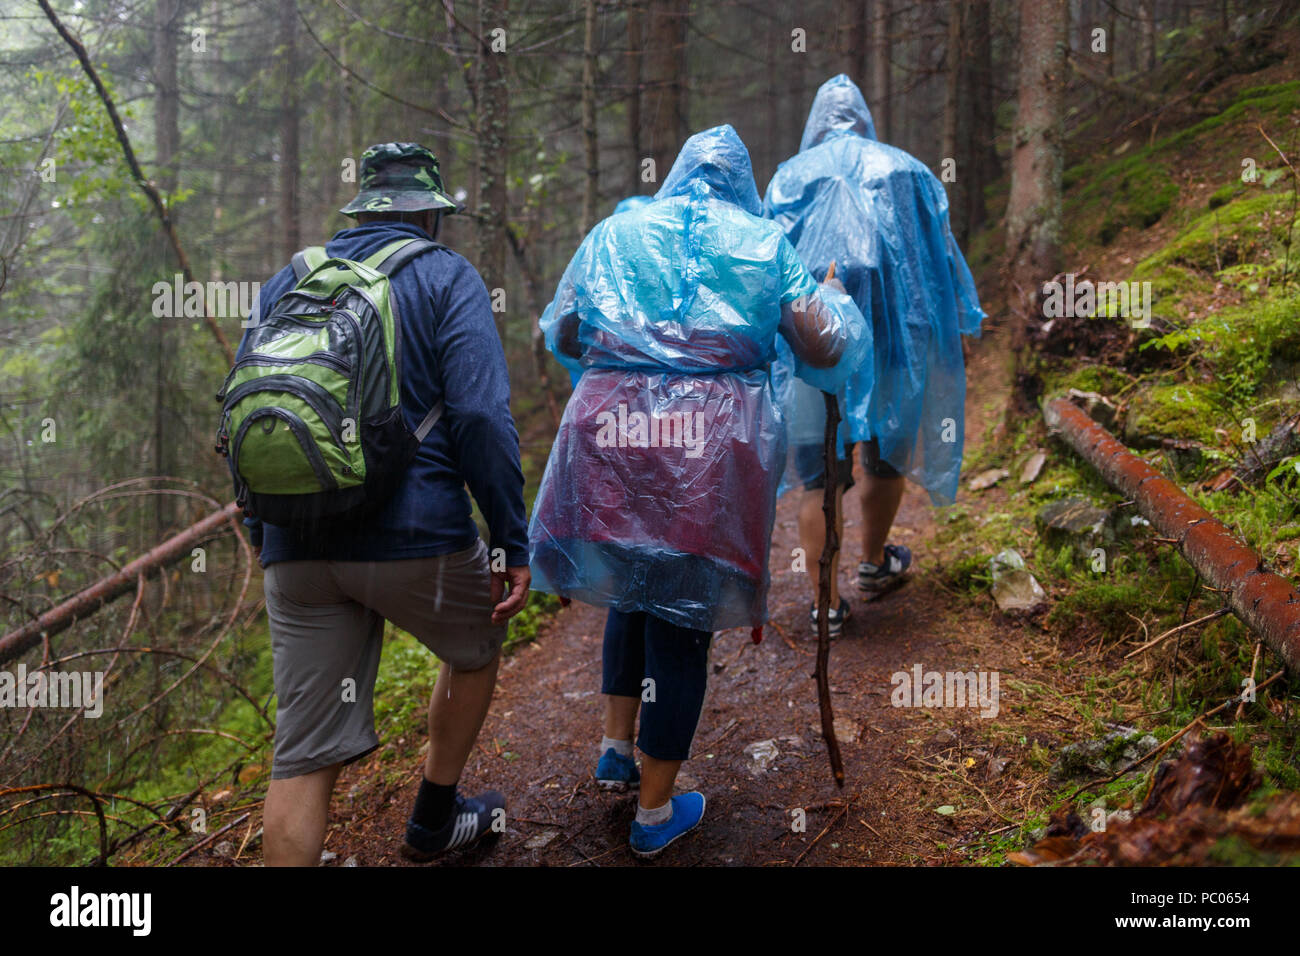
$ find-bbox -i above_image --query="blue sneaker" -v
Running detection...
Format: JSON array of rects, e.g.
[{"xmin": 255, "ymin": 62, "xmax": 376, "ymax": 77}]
[
  {"xmin": 595, "ymin": 748, "xmax": 640, "ymax": 792},
  {"xmin": 858, "ymin": 543, "xmax": 913, "ymax": 595},
  {"xmin": 400, "ymin": 789, "xmax": 505, "ymax": 862},
  {"xmin": 629, "ymin": 792, "xmax": 706, "ymax": 858}
]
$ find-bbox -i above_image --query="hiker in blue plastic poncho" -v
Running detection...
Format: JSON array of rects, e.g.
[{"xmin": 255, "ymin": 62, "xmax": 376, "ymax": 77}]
[
  {"xmin": 766, "ymin": 74, "xmax": 986, "ymax": 632},
  {"xmin": 529, "ymin": 124, "xmax": 868, "ymax": 858},
  {"xmin": 612, "ymin": 195, "xmax": 653, "ymax": 215}
]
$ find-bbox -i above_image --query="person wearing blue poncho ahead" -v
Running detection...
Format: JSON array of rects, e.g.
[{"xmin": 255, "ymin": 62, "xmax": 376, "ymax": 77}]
[
  {"xmin": 766, "ymin": 74, "xmax": 986, "ymax": 623},
  {"xmin": 529, "ymin": 124, "xmax": 868, "ymax": 857},
  {"xmin": 612, "ymin": 194, "xmax": 653, "ymax": 215}
]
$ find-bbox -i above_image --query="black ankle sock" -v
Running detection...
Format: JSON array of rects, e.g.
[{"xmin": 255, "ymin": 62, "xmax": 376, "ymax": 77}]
[{"xmin": 412, "ymin": 778, "xmax": 458, "ymax": 830}]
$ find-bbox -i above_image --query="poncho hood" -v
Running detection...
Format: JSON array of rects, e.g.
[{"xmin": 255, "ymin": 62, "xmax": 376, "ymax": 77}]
[
  {"xmin": 655, "ymin": 124, "xmax": 763, "ymax": 216},
  {"xmin": 799, "ymin": 74, "xmax": 878, "ymax": 152}
]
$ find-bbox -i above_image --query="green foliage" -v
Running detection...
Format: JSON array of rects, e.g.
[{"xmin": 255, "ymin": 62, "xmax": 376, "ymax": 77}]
[
  {"xmin": 1147, "ymin": 290, "xmax": 1300, "ymax": 403},
  {"xmin": 32, "ymin": 69, "xmax": 133, "ymax": 207}
]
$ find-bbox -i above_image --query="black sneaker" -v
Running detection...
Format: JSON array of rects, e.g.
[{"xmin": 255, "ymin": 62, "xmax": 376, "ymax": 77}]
[
  {"xmin": 809, "ymin": 598, "xmax": 851, "ymax": 637},
  {"xmin": 400, "ymin": 789, "xmax": 505, "ymax": 862},
  {"xmin": 858, "ymin": 544, "xmax": 913, "ymax": 596}
]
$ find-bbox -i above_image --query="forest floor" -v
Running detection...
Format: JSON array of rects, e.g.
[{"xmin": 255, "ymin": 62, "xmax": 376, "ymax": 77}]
[{"xmin": 280, "ymin": 317, "xmax": 1085, "ymax": 868}]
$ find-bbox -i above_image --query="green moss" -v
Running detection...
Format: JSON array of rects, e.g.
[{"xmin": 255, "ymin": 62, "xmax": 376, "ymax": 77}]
[
  {"xmin": 1098, "ymin": 164, "xmax": 1179, "ymax": 244},
  {"xmin": 1153, "ymin": 80, "xmax": 1300, "ymax": 157},
  {"xmin": 1133, "ymin": 190, "xmax": 1296, "ymax": 277},
  {"xmin": 1209, "ymin": 182, "xmax": 1242, "ymax": 209},
  {"xmin": 1044, "ymin": 364, "xmax": 1132, "ymax": 398},
  {"xmin": 1123, "ymin": 382, "xmax": 1224, "ymax": 445}
]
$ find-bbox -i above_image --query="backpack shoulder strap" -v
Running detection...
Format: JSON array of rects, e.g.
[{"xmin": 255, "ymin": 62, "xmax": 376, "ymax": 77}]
[
  {"xmin": 414, "ymin": 400, "xmax": 445, "ymax": 442},
  {"xmin": 363, "ymin": 237, "xmax": 443, "ymax": 277},
  {"xmin": 290, "ymin": 246, "xmax": 328, "ymax": 281}
]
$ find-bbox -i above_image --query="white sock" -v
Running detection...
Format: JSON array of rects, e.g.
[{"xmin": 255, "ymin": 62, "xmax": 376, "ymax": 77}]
[
  {"xmin": 636, "ymin": 800, "xmax": 673, "ymax": 826},
  {"xmin": 601, "ymin": 736, "xmax": 633, "ymax": 758}
]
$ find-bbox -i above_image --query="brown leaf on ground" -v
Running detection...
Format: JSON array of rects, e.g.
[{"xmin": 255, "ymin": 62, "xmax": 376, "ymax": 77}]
[{"xmin": 1139, "ymin": 732, "xmax": 1256, "ymax": 818}]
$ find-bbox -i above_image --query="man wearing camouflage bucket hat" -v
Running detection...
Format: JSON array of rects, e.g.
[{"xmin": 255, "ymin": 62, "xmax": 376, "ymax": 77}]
[
  {"xmin": 231, "ymin": 142, "xmax": 531, "ymax": 865},
  {"xmin": 338, "ymin": 142, "xmax": 464, "ymax": 218}
]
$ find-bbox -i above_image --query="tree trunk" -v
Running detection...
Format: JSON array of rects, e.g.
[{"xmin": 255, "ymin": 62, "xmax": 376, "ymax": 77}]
[
  {"xmin": 842, "ymin": 0, "xmax": 867, "ymax": 88},
  {"xmin": 1139, "ymin": 0, "xmax": 1156, "ymax": 72},
  {"xmin": 787, "ymin": 31, "xmax": 806, "ymax": 154},
  {"xmin": 870, "ymin": 0, "xmax": 892, "ymax": 140},
  {"xmin": 1005, "ymin": 0, "xmax": 1066, "ymax": 309},
  {"xmin": 278, "ymin": 0, "xmax": 300, "ymax": 261},
  {"xmin": 942, "ymin": 0, "xmax": 967, "ymax": 241},
  {"xmin": 967, "ymin": 0, "xmax": 996, "ymax": 235},
  {"xmin": 154, "ymin": 0, "xmax": 180, "ymax": 539},
  {"xmin": 476, "ymin": 0, "xmax": 509, "ymax": 343},
  {"xmin": 626, "ymin": 1, "xmax": 644, "ymax": 194},
  {"xmin": 1108, "ymin": 3, "xmax": 1117, "ymax": 75},
  {"xmin": 581, "ymin": 0, "xmax": 599, "ymax": 230},
  {"xmin": 154, "ymin": 0, "xmax": 180, "ymax": 197},
  {"xmin": 644, "ymin": 0, "xmax": 689, "ymax": 188}
]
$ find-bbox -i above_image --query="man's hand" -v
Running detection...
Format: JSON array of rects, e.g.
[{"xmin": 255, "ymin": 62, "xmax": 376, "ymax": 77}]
[{"xmin": 490, "ymin": 564, "xmax": 532, "ymax": 625}]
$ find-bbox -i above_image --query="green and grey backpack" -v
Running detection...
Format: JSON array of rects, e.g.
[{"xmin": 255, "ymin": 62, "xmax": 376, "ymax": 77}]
[{"xmin": 216, "ymin": 237, "xmax": 443, "ymax": 527}]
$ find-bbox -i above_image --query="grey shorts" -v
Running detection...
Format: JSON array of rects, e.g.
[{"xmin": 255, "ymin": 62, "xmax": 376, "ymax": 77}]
[{"xmin": 263, "ymin": 539, "xmax": 506, "ymax": 779}]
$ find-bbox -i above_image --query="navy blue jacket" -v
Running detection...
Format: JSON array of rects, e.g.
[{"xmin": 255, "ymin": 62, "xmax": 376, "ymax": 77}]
[{"xmin": 235, "ymin": 221, "xmax": 529, "ymax": 567}]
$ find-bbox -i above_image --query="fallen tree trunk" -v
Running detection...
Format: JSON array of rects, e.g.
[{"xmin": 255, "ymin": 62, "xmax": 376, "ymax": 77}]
[
  {"xmin": 0, "ymin": 501, "xmax": 243, "ymax": 665},
  {"xmin": 1045, "ymin": 397, "xmax": 1300, "ymax": 672}
]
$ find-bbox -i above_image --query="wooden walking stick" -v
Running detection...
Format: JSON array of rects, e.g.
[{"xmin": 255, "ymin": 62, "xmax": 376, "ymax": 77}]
[{"xmin": 815, "ymin": 261, "xmax": 846, "ymax": 788}]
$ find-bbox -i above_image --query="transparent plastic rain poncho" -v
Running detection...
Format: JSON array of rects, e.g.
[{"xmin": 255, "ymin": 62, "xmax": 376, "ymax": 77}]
[
  {"xmin": 765, "ymin": 74, "xmax": 986, "ymax": 506},
  {"xmin": 529, "ymin": 125, "xmax": 868, "ymax": 632}
]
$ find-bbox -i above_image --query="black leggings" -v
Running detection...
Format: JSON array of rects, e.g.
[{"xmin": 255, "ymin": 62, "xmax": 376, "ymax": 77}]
[{"xmin": 601, "ymin": 609, "xmax": 712, "ymax": 761}]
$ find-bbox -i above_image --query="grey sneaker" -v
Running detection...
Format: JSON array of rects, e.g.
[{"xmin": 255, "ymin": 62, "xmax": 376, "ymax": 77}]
[
  {"xmin": 858, "ymin": 543, "xmax": 913, "ymax": 594},
  {"xmin": 809, "ymin": 598, "xmax": 851, "ymax": 637}
]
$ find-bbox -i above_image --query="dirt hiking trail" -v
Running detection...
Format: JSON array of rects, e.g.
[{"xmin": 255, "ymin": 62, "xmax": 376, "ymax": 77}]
[{"xmin": 315, "ymin": 324, "xmax": 1066, "ymax": 867}]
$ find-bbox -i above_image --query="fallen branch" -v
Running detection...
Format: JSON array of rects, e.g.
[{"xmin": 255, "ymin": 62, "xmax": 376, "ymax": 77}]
[
  {"xmin": 1123, "ymin": 608, "xmax": 1231, "ymax": 659},
  {"xmin": 0, "ymin": 501, "xmax": 242, "ymax": 665},
  {"xmin": 794, "ymin": 790, "xmax": 856, "ymax": 865},
  {"xmin": 167, "ymin": 811, "xmax": 250, "ymax": 867},
  {"xmin": 1045, "ymin": 398, "xmax": 1300, "ymax": 672}
]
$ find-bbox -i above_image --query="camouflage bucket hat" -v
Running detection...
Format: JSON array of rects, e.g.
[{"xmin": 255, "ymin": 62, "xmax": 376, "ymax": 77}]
[{"xmin": 339, "ymin": 142, "xmax": 463, "ymax": 217}]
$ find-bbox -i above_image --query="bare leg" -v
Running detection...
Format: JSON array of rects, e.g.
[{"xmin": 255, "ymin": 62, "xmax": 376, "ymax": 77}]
[
  {"xmin": 604, "ymin": 694, "xmax": 640, "ymax": 741},
  {"xmin": 798, "ymin": 486, "xmax": 844, "ymax": 604},
  {"xmin": 639, "ymin": 755, "xmax": 682, "ymax": 810},
  {"xmin": 264, "ymin": 763, "xmax": 341, "ymax": 866},
  {"xmin": 424, "ymin": 652, "xmax": 501, "ymax": 785},
  {"xmin": 859, "ymin": 474, "xmax": 905, "ymax": 566}
]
